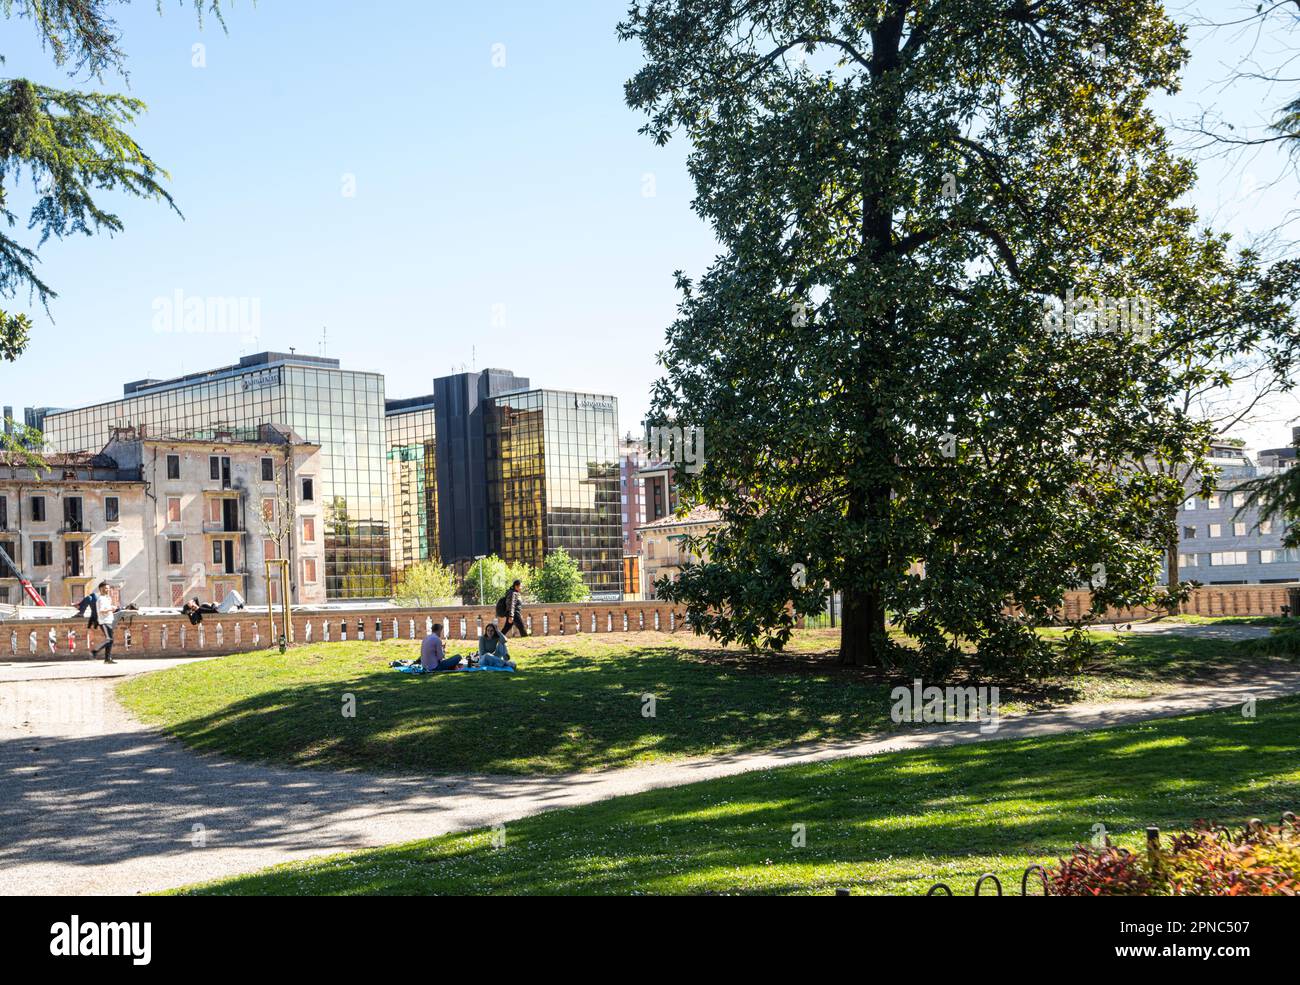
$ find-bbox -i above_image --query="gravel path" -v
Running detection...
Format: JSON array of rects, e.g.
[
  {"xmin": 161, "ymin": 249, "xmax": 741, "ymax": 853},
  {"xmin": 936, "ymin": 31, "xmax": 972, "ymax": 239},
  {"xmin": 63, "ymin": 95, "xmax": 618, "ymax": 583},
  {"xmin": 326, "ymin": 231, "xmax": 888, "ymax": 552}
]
[{"xmin": 2, "ymin": 628, "xmax": 1297, "ymax": 896}]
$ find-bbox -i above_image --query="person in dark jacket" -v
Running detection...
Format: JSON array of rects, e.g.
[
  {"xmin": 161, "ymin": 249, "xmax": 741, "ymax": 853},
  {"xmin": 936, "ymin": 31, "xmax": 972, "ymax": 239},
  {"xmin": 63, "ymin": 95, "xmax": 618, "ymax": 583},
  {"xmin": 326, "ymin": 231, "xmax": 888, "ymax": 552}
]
[{"xmin": 501, "ymin": 579, "xmax": 528, "ymax": 637}]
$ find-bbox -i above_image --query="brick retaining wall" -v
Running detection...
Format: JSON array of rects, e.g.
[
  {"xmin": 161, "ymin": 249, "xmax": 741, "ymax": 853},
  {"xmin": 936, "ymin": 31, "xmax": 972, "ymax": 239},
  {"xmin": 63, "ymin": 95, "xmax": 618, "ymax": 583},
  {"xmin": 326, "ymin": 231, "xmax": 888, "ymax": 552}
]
[
  {"xmin": 4, "ymin": 583, "xmax": 1295, "ymax": 662},
  {"xmin": 0, "ymin": 601, "xmax": 691, "ymax": 662},
  {"xmin": 1058, "ymin": 584, "xmax": 1300, "ymax": 623}
]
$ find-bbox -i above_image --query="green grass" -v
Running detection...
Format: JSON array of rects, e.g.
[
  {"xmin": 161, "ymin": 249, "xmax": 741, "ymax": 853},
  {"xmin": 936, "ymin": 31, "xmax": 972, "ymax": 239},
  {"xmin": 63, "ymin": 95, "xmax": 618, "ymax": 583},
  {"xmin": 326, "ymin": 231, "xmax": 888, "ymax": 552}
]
[
  {"xmin": 116, "ymin": 628, "xmax": 1292, "ymax": 776},
  {"xmin": 1167, "ymin": 614, "xmax": 1294, "ymax": 627},
  {"xmin": 172, "ymin": 696, "xmax": 1300, "ymax": 895}
]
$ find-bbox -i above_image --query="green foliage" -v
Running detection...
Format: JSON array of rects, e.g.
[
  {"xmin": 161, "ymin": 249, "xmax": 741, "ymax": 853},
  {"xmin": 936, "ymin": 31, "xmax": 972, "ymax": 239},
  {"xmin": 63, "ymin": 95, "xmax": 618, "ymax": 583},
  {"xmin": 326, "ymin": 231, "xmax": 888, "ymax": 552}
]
[
  {"xmin": 532, "ymin": 548, "xmax": 590, "ymax": 604},
  {"xmin": 0, "ymin": 413, "xmax": 46, "ymax": 469},
  {"xmin": 0, "ymin": 2, "xmax": 223, "ymax": 359},
  {"xmin": 392, "ymin": 560, "xmax": 459, "ymax": 607},
  {"xmin": 461, "ymin": 554, "xmax": 533, "ymax": 607},
  {"xmin": 621, "ymin": 1, "xmax": 1300, "ymax": 667}
]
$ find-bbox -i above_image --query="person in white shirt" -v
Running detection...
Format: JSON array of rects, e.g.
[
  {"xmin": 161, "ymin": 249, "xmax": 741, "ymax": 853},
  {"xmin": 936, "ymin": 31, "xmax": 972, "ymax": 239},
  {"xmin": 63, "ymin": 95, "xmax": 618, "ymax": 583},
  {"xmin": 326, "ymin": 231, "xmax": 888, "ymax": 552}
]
[{"xmin": 90, "ymin": 582, "xmax": 117, "ymax": 664}]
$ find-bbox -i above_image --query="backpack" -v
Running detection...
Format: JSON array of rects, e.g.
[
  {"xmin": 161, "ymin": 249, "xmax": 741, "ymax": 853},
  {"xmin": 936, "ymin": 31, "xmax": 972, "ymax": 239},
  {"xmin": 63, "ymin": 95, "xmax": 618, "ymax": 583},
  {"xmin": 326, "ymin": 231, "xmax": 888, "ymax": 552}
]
[{"xmin": 495, "ymin": 594, "xmax": 509, "ymax": 618}]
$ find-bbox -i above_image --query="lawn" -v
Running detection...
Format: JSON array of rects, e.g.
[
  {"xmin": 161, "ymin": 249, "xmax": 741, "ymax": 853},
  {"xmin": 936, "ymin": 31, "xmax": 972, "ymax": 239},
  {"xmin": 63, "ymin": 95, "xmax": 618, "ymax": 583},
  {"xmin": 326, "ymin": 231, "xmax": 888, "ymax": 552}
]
[
  {"xmin": 116, "ymin": 626, "xmax": 1294, "ymax": 776},
  {"xmin": 171, "ymin": 695, "xmax": 1300, "ymax": 895}
]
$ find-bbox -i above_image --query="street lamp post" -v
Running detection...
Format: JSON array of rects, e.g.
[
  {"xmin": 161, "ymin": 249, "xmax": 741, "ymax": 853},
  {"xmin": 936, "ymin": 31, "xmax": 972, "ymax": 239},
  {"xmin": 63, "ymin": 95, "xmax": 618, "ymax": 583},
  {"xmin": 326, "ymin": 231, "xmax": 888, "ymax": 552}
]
[{"xmin": 474, "ymin": 555, "xmax": 486, "ymax": 607}]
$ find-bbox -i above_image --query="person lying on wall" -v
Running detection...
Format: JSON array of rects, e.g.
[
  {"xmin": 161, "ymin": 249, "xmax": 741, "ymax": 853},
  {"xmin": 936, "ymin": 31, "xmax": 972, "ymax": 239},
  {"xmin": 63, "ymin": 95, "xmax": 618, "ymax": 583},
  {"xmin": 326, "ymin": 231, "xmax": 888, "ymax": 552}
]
[
  {"xmin": 181, "ymin": 597, "xmax": 219, "ymax": 625},
  {"xmin": 391, "ymin": 622, "xmax": 463, "ymax": 673}
]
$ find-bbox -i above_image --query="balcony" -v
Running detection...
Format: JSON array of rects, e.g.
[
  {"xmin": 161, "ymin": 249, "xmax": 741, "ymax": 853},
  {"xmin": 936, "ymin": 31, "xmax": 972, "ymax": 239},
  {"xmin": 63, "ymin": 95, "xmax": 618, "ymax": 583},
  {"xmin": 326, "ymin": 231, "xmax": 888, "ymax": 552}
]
[{"xmin": 202, "ymin": 521, "xmax": 246, "ymax": 534}]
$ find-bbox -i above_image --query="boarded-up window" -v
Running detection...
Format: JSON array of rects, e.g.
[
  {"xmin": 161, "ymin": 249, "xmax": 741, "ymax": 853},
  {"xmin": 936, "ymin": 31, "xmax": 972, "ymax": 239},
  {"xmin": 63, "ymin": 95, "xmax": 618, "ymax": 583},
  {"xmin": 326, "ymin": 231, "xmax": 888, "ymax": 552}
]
[
  {"xmin": 167, "ymin": 497, "xmax": 181, "ymax": 523},
  {"xmin": 210, "ymin": 499, "xmax": 223, "ymax": 523},
  {"xmin": 170, "ymin": 583, "xmax": 184, "ymax": 606},
  {"xmin": 106, "ymin": 540, "xmax": 120, "ymax": 566},
  {"xmin": 264, "ymin": 538, "xmax": 278, "ymax": 560},
  {"xmin": 304, "ymin": 558, "xmax": 317, "ymax": 583},
  {"xmin": 302, "ymin": 517, "xmax": 315, "ymax": 543},
  {"xmin": 262, "ymin": 498, "xmax": 276, "ymax": 523}
]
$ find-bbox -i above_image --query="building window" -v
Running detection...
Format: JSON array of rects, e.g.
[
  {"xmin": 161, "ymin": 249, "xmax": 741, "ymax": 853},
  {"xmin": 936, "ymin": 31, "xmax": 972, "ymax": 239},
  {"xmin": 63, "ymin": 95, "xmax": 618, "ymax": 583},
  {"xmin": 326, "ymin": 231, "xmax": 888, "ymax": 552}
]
[
  {"xmin": 1178, "ymin": 553, "xmax": 1198, "ymax": 568},
  {"xmin": 1232, "ymin": 492, "xmax": 1248, "ymax": 508},
  {"xmin": 0, "ymin": 539, "xmax": 15, "ymax": 566},
  {"xmin": 303, "ymin": 558, "xmax": 317, "ymax": 583},
  {"xmin": 301, "ymin": 477, "xmax": 314, "ymax": 502},
  {"xmin": 170, "ymin": 583, "xmax": 185, "ymax": 606},
  {"xmin": 1233, "ymin": 522, "xmax": 1247, "ymax": 537},
  {"xmin": 1208, "ymin": 494, "xmax": 1221, "ymax": 509},
  {"xmin": 106, "ymin": 540, "xmax": 120, "ymax": 566},
  {"xmin": 1260, "ymin": 520, "xmax": 1274, "ymax": 535},
  {"xmin": 166, "ymin": 454, "xmax": 180, "ymax": 479},
  {"xmin": 168, "ymin": 540, "xmax": 183, "ymax": 565},
  {"xmin": 262, "ymin": 498, "xmax": 275, "ymax": 524},
  {"xmin": 261, "ymin": 457, "xmax": 275, "ymax": 482},
  {"xmin": 302, "ymin": 517, "xmax": 316, "ymax": 543},
  {"xmin": 1262, "ymin": 549, "xmax": 1300, "ymax": 563},
  {"xmin": 209, "ymin": 456, "xmax": 221, "ymax": 481},
  {"xmin": 167, "ymin": 497, "xmax": 181, "ymax": 523},
  {"xmin": 32, "ymin": 541, "xmax": 52, "ymax": 566},
  {"xmin": 1209, "ymin": 524, "xmax": 1222, "ymax": 538},
  {"xmin": 104, "ymin": 496, "xmax": 119, "ymax": 523},
  {"xmin": 1183, "ymin": 526, "xmax": 1196, "ymax": 539},
  {"xmin": 264, "ymin": 538, "xmax": 278, "ymax": 560},
  {"xmin": 1209, "ymin": 551, "xmax": 1248, "ymax": 566},
  {"xmin": 1183, "ymin": 497, "xmax": 1195, "ymax": 510},
  {"xmin": 0, "ymin": 495, "xmax": 7, "ymax": 530},
  {"xmin": 31, "ymin": 496, "xmax": 45, "ymax": 521},
  {"xmin": 212, "ymin": 540, "xmax": 224, "ymax": 565}
]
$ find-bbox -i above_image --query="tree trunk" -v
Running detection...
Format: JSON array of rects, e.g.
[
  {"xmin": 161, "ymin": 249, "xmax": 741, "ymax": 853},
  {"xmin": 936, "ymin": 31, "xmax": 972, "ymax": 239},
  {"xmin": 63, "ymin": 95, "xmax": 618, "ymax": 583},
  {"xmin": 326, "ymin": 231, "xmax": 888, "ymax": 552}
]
[
  {"xmin": 1165, "ymin": 499, "xmax": 1182, "ymax": 615},
  {"xmin": 838, "ymin": 584, "xmax": 888, "ymax": 665}
]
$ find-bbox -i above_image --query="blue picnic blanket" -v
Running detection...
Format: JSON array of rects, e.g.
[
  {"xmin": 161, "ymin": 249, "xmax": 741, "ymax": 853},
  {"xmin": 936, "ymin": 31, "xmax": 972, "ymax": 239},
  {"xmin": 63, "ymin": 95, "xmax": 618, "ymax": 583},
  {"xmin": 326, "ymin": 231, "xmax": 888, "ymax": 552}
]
[{"xmin": 391, "ymin": 663, "xmax": 515, "ymax": 675}]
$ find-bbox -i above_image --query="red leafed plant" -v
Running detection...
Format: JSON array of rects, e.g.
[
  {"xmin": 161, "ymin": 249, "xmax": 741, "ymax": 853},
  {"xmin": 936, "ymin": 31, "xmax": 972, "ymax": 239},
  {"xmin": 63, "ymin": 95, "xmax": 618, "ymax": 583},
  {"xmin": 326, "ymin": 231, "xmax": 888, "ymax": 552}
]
[
  {"xmin": 1047, "ymin": 814, "xmax": 1298, "ymax": 897},
  {"xmin": 1048, "ymin": 845, "xmax": 1152, "ymax": 896}
]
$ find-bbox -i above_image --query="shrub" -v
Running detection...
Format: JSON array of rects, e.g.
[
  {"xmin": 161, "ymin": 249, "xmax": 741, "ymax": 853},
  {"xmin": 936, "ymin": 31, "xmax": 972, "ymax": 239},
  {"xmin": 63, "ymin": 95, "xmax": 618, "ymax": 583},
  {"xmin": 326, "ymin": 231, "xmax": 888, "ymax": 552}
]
[
  {"xmin": 1048, "ymin": 845, "xmax": 1152, "ymax": 897},
  {"xmin": 1046, "ymin": 815, "xmax": 1299, "ymax": 896}
]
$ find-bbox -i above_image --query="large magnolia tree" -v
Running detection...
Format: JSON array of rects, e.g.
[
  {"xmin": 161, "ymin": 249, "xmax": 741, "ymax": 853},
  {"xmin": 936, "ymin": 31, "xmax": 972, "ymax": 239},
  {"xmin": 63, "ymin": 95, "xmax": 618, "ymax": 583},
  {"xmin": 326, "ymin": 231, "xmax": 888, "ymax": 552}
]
[{"xmin": 621, "ymin": 0, "xmax": 1300, "ymax": 669}]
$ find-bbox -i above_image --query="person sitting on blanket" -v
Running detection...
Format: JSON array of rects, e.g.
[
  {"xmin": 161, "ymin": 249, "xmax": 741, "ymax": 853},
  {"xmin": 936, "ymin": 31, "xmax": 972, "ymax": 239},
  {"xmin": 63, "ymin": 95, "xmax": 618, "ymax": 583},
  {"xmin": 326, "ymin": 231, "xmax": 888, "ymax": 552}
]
[
  {"xmin": 418, "ymin": 622, "xmax": 462, "ymax": 672},
  {"xmin": 477, "ymin": 623, "xmax": 516, "ymax": 670}
]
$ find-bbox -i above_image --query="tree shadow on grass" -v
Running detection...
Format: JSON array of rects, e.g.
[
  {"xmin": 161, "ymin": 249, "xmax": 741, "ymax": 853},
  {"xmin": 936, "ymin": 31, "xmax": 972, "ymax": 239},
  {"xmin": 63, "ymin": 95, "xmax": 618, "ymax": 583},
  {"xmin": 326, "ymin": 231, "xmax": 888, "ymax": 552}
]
[
  {"xmin": 187, "ymin": 698, "xmax": 1300, "ymax": 895},
  {"xmin": 134, "ymin": 647, "xmax": 904, "ymax": 775}
]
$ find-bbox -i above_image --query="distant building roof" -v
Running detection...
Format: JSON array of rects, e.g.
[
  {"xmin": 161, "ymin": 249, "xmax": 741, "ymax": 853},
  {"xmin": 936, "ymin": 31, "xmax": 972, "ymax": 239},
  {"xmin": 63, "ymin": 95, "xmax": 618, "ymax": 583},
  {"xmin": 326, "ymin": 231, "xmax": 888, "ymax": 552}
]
[{"xmin": 639, "ymin": 506, "xmax": 722, "ymax": 531}]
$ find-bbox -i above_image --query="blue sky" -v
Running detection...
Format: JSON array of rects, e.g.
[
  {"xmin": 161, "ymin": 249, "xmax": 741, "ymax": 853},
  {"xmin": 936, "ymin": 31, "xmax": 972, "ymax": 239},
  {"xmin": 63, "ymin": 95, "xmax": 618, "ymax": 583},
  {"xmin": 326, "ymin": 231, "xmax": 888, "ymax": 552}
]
[{"xmin": 1, "ymin": 1, "xmax": 1298, "ymax": 452}]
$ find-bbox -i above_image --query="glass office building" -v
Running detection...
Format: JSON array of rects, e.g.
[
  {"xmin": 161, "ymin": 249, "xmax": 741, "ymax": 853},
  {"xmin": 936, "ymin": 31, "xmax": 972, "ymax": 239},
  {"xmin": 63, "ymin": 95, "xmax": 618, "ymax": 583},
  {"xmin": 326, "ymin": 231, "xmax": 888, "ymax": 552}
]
[
  {"xmin": 43, "ymin": 352, "xmax": 391, "ymax": 598},
  {"xmin": 485, "ymin": 389, "xmax": 622, "ymax": 598},
  {"xmin": 385, "ymin": 396, "xmax": 439, "ymax": 576}
]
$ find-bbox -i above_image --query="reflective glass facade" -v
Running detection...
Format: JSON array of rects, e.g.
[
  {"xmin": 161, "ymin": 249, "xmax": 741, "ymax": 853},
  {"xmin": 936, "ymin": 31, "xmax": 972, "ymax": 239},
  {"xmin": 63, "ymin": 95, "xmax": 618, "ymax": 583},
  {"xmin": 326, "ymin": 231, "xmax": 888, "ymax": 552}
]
[
  {"xmin": 485, "ymin": 390, "xmax": 622, "ymax": 597},
  {"xmin": 385, "ymin": 398, "xmax": 439, "ymax": 574},
  {"xmin": 42, "ymin": 353, "xmax": 390, "ymax": 598}
]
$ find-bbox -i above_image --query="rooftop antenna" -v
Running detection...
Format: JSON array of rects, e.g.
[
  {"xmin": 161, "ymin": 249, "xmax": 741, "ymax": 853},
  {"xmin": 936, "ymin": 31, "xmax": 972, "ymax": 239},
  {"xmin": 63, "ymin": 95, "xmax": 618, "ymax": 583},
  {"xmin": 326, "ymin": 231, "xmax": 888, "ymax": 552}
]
[
  {"xmin": 472, "ymin": 345, "xmax": 476, "ymax": 371},
  {"xmin": 289, "ymin": 346, "xmax": 296, "ymax": 355},
  {"xmin": 320, "ymin": 326, "xmax": 328, "ymax": 357}
]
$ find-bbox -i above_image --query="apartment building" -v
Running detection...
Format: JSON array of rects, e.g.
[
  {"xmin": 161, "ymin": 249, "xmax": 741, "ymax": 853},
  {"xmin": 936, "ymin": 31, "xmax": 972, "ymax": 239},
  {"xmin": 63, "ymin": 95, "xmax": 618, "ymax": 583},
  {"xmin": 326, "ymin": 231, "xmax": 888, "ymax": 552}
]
[
  {"xmin": 44, "ymin": 351, "xmax": 387, "ymax": 599},
  {"xmin": 1171, "ymin": 438, "xmax": 1300, "ymax": 585},
  {"xmin": 0, "ymin": 453, "xmax": 147, "ymax": 607},
  {"xmin": 639, "ymin": 506, "xmax": 720, "ymax": 599},
  {"xmin": 0, "ymin": 425, "xmax": 325, "ymax": 608}
]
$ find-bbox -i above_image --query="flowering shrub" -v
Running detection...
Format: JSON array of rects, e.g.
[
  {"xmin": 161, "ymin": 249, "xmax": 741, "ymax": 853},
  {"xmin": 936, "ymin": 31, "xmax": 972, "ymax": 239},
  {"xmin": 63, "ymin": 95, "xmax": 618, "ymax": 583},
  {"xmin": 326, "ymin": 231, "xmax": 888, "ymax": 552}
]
[{"xmin": 1047, "ymin": 815, "xmax": 1299, "ymax": 896}]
